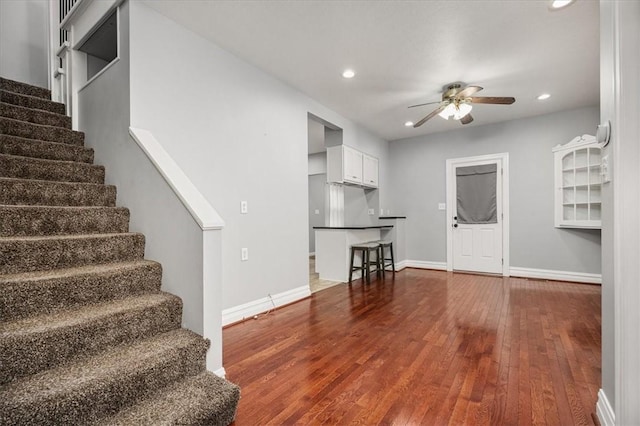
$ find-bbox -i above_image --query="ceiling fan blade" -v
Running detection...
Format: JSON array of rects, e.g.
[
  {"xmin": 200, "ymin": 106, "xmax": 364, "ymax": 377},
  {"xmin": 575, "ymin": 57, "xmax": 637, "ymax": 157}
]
[
  {"xmin": 460, "ymin": 113, "xmax": 474, "ymax": 125},
  {"xmin": 470, "ymin": 96, "xmax": 516, "ymax": 105},
  {"xmin": 408, "ymin": 101, "xmax": 441, "ymax": 109},
  {"xmin": 456, "ymin": 85, "xmax": 483, "ymax": 99},
  {"xmin": 413, "ymin": 104, "xmax": 446, "ymax": 128}
]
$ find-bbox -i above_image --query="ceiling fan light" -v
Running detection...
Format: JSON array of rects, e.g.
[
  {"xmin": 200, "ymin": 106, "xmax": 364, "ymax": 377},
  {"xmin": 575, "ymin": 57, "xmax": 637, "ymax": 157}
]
[
  {"xmin": 453, "ymin": 102, "xmax": 473, "ymax": 120},
  {"xmin": 549, "ymin": 0, "xmax": 575, "ymax": 10},
  {"xmin": 438, "ymin": 103, "xmax": 456, "ymax": 120}
]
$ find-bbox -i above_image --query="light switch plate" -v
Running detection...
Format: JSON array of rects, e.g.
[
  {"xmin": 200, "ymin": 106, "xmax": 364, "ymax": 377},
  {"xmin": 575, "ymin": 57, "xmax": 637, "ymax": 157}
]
[
  {"xmin": 438, "ymin": 203, "xmax": 446, "ymax": 210},
  {"xmin": 314, "ymin": 209, "xmax": 320, "ymax": 215},
  {"xmin": 241, "ymin": 248, "xmax": 249, "ymax": 261}
]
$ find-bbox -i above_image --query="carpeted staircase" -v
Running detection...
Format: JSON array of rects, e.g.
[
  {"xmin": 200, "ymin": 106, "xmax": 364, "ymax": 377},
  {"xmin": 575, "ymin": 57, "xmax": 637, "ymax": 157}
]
[{"xmin": 0, "ymin": 77, "xmax": 240, "ymax": 425}]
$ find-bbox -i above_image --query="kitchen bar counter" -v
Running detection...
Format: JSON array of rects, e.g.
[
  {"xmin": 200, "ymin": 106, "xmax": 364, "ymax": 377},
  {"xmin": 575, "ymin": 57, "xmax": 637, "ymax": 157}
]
[{"xmin": 314, "ymin": 226, "xmax": 393, "ymax": 282}]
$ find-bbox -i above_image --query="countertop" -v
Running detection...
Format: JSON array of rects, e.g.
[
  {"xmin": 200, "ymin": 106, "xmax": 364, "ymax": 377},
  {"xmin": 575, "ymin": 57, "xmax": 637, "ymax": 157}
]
[{"xmin": 313, "ymin": 225, "xmax": 393, "ymax": 230}]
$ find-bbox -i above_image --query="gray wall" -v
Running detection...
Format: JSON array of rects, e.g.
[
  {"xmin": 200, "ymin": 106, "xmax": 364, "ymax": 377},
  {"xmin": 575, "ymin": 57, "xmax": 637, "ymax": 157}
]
[
  {"xmin": 388, "ymin": 106, "xmax": 601, "ymax": 274},
  {"xmin": 308, "ymin": 174, "xmax": 326, "ymax": 253},
  {"xmin": 344, "ymin": 186, "xmax": 379, "ymax": 226},
  {"xmin": 77, "ymin": 2, "xmax": 208, "ymax": 339},
  {"xmin": 128, "ymin": 2, "xmax": 390, "ymax": 310},
  {"xmin": 0, "ymin": 0, "xmax": 50, "ymax": 88}
]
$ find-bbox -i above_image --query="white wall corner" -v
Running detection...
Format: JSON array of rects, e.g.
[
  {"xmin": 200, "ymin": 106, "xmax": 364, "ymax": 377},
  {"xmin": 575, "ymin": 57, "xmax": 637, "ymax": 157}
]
[
  {"xmin": 597, "ymin": 389, "xmax": 615, "ymax": 426},
  {"xmin": 509, "ymin": 267, "xmax": 601, "ymax": 284},
  {"xmin": 222, "ymin": 285, "xmax": 312, "ymax": 326}
]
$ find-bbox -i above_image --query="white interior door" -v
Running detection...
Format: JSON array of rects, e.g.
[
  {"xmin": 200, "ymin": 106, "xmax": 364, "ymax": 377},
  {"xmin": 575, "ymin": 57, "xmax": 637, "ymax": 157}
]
[{"xmin": 446, "ymin": 154, "xmax": 508, "ymax": 275}]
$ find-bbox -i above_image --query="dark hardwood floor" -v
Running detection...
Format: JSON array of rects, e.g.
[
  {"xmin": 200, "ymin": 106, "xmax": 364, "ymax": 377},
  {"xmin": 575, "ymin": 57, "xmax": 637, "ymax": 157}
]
[{"xmin": 223, "ymin": 268, "xmax": 601, "ymax": 425}]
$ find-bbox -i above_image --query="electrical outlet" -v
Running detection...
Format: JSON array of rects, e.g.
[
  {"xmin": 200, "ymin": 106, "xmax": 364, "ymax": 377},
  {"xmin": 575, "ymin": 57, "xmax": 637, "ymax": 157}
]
[
  {"xmin": 241, "ymin": 248, "xmax": 249, "ymax": 261},
  {"xmin": 368, "ymin": 208, "xmax": 374, "ymax": 215},
  {"xmin": 240, "ymin": 201, "xmax": 248, "ymax": 214}
]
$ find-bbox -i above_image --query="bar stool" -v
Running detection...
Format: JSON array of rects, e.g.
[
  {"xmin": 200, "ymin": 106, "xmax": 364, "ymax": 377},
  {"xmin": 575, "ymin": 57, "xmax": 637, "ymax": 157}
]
[
  {"xmin": 376, "ymin": 240, "xmax": 396, "ymax": 275},
  {"xmin": 349, "ymin": 242, "xmax": 381, "ymax": 284}
]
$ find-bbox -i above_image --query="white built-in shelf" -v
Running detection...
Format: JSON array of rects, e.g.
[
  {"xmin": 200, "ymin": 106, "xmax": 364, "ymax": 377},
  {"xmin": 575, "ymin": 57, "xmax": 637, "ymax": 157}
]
[{"xmin": 553, "ymin": 134, "xmax": 602, "ymax": 229}]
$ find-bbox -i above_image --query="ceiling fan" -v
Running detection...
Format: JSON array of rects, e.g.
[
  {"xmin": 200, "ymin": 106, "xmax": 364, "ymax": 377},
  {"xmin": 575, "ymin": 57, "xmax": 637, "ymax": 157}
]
[{"xmin": 409, "ymin": 83, "xmax": 516, "ymax": 128}]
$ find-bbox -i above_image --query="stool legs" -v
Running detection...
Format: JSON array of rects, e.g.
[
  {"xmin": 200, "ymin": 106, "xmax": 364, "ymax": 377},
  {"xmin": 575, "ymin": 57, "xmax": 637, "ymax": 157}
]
[{"xmin": 348, "ymin": 247, "xmax": 356, "ymax": 283}]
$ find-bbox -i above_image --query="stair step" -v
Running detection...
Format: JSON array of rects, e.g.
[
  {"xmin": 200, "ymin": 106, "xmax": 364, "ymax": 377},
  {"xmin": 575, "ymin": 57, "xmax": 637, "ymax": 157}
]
[
  {"xmin": 0, "ymin": 134, "xmax": 93, "ymax": 163},
  {"xmin": 0, "ymin": 177, "xmax": 116, "ymax": 207},
  {"xmin": 1, "ymin": 102, "xmax": 71, "ymax": 129},
  {"xmin": 0, "ymin": 328, "xmax": 209, "ymax": 425},
  {"xmin": 0, "ymin": 292, "xmax": 182, "ymax": 384},
  {"xmin": 0, "ymin": 116, "xmax": 84, "ymax": 146},
  {"xmin": 0, "ymin": 205, "xmax": 129, "ymax": 237},
  {"xmin": 95, "ymin": 371, "xmax": 241, "ymax": 426},
  {"xmin": 0, "ymin": 77, "xmax": 51, "ymax": 100},
  {"xmin": 0, "ymin": 260, "xmax": 162, "ymax": 322},
  {"xmin": 0, "ymin": 89, "xmax": 66, "ymax": 115},
  {"xmin": 0, "ymin": 153, "xmax": 105, "ymax": 183},
  {"xmin": 0, "ymin": 232, "xmax": 145, "ymax": 274}
]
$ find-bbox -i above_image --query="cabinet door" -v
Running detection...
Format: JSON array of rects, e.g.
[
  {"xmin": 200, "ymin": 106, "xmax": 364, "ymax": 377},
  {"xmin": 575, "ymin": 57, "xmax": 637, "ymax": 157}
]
[
  {"xmin": 343, "ymin": 146, "xmax": 363, "ymax": 184},
  {"xmin": 363, "ymin": 154, "xmax": 379, "ymax": 188}
]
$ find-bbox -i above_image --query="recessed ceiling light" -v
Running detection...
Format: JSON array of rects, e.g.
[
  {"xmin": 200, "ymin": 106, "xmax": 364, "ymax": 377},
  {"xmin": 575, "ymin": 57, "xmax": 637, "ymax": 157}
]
[
  {"xmin": 404, "ymin": 121, "xmax": 414, "ymax": 127},
  {"xmin": 342, "ymin": 69, "xmax": 355, "ymax": 79},
  {"xmin": 549, "ymin": 0, "xmax": 575, "ymax": 10},
  {"xmin": 537, "ymin": 93, "xmax": 551, "ymax": 100}
]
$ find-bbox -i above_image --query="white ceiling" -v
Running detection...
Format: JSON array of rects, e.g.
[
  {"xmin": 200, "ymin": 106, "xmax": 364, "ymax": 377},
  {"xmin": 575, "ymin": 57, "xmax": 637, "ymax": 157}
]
[{"xmin": 144, "ymin": 0, "xmax": 599, "ymax": 142}]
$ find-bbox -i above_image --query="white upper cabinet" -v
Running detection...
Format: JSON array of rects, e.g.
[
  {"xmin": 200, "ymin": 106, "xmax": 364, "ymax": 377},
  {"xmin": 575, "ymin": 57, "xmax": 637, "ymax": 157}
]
[
  {"xmin": 362, "ymin": 154, "xmax": 379, "ymax": 187},
  {"xmin": 553, "ymin": 134, "xmax": 602, "ymax": 229},
  {"xmin": 343, "ymin": 145, "xmax": 363, "ymax": 184},
  {"xmin": 327, "ymin": 145, "xmax": 378, "ymax": 188}
]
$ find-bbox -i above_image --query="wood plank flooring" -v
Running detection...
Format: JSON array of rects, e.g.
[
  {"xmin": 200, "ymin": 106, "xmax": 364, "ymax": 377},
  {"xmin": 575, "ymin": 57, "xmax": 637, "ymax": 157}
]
[{"xmin": 223, "ymin": 268, "xmax": 601, "ymax": 425}]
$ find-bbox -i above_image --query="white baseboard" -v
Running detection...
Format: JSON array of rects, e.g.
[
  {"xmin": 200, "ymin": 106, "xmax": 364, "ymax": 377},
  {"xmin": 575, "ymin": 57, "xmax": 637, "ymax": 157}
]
[
  {"xmin": 213, "ymin": 367, "xmax": 226, "ymax": 378},
  {"xmin": 404, "ymin": 260, "xmax": 447, "ymax": 271},
  {"xmin": 222, "ymin": 285, "xmax": 311, "ymax": 326},
  {"xmin": 596, "ymin": 389, "xmax": 615, "ymax": 426},
  {"xmin": 509, "ymin": 266, "xmax": 601, "ymax": 284}
]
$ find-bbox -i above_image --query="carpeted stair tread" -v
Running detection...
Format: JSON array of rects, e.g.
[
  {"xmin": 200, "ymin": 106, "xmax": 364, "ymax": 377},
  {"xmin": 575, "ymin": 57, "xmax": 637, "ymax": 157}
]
[
  {"xmin": 94, "ymin": 371, "xmax": 240, "ymax": 426},
  {"xmin": 0, "ymin": 292, "xmax": 182, "ymax": 384},
  {"xmin": 0, "ymin": 328, "xmax": 210, "ymax": 425},
  {"xmin": 0, "ymin": 89, "xmax": 66, "ymax": 115},
  {"xmin": 0, "ymin": 232, "xmax": 145, "ymax": 274},
  {"xmin": 1, "ymin": 102, "xmax": 71, "ymax": 129},
  {"xmin": 0, "ymin": 134, "xmax": 93, "ymax": 163},
  {"xmin": 0, "ymin": 260, "xmax": 162, "ymax": 322},
  {"xmin": 0, "ymin": 177, "xmax": 117, "ymax": 206},
  {"xmin": 0, "ymin": 77, "xmax": 51, "ymax": 100},
  {"xmin": 0, "ymin": 205, "xmax": 129, "ymax": 236},
  {"xmin": 0, "ymin": 153, "xmax": 105, "ymax": 183},
  {"xmin": 0, "ymin": 116, "xmax": 84, "ymax": 146}
]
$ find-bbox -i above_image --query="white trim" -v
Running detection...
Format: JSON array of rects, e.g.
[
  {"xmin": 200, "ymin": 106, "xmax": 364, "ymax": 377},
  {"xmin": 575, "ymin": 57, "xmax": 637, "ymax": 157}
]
[
  {"xmin": 445, "ymin": 152, "xmax": 510, "ymax": 276},
  {"xmin": 222, "ymin": 285, "xmax": 311, "ymax": 326},
  {"xmin": 129, "ymin": 128, "xmax": 225, "ymax": 230},
  {"xmin": 213, "ymin": 367, "xmax": 227, "ymax": 379},
  {"xmin": 509, "ymin": 267, "xmax": 601, "ymax": 284},
  {"xmin": 404, "ymin": 260, "xmax": 447, "ymax": 271},
  {"xmin": 77, "ymin": 56, "xmax": 120, "ymax": 92},
  {"xmin": 597, "ymin": 389, "xmax": 615, "ymax": 426}
]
